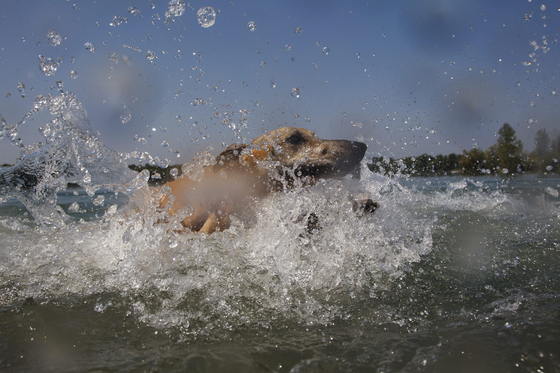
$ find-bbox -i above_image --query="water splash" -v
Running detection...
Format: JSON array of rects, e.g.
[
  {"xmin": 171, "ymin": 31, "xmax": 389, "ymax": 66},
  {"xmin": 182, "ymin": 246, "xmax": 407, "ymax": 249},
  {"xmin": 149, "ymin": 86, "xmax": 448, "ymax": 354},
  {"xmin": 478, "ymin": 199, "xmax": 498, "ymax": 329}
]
[
  {"xmin": 0, "ymin": 92, "xmax": 136, "ymax": 226},
  {"xmin": 0, "ymin": 163, "xmax": 435, "ymax": 331}
]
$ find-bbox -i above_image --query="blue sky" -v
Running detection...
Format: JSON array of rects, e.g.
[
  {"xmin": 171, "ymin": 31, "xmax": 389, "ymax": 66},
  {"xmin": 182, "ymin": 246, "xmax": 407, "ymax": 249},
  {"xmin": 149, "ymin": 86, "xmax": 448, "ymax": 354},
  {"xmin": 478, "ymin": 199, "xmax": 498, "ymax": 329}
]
[{"xmin": 1, "ymin": 0, "xmax": 558, "ymax": 165}]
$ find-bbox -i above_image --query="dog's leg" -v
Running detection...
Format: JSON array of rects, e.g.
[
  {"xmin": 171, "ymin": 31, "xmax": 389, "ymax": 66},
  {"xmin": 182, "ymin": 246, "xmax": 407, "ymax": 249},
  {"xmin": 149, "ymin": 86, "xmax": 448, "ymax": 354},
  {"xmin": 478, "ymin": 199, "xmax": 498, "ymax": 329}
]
[
  {"xmin": 198, "ymin": 211, "xmax": 231, "ymax": 234},
  {"xmin": 199, "ymin": 212, "xmax": 219, "ymax": 234}
]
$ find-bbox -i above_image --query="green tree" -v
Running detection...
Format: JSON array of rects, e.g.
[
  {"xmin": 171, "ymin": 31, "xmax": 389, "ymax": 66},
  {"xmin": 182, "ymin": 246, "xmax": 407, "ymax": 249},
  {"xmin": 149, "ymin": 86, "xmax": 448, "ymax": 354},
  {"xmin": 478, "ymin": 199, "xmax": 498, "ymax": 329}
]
[
  {"xmin": 460, "ymin": 147, "xmax": 486, "ymax": 175},
  {"xmin": 485, "ymin": 145, "xmax": 500, "ymax": 173},
  {"xmin": 552, "ymin": 134, "xmax": 560, "ymax": 157},
  {"xmin": 529, "ymin": 129, "xmax": 553, "ymax": 172},
  {"xmin": 533, "ymin": 129, "xmax": 551, "ymax": 157},
  {"xmin": 495, "ymin": 123, "xmax": 524, "ymax": 174}
]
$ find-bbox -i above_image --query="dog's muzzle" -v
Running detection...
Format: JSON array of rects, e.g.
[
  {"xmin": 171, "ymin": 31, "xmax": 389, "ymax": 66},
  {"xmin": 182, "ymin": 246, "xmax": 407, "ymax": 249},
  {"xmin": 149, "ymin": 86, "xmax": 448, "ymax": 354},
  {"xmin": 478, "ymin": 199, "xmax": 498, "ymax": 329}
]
[{"xmin": 297, "ymin": 140, "xmax": 367, "ymax": 178}]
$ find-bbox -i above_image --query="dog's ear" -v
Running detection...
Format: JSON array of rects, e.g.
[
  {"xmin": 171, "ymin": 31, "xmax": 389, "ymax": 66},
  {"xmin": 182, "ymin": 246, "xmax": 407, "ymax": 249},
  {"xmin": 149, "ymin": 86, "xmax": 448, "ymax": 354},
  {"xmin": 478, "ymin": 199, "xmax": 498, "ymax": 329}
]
[
  {"xmin": 215, "ymin": 143, "xmax": 276, "ymax": 171},
  {"xmin": 214, "ymin": 143, "xmax": 248, "ymax": 170},
  {"xmin": 239, "ymin": 144, "xmax": 277, "ymax": 168}
]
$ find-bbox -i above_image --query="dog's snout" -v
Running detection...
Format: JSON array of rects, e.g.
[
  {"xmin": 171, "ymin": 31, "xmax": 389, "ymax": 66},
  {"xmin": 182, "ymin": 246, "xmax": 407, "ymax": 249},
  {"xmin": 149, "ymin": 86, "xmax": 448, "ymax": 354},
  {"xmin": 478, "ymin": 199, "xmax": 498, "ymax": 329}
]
[
  {"xmin": 350, "ymin": 141, "xmax": 367, "ymax": 159},
  {"xmin": 340, "ymin": 141, "xmax": 367, "ymax": 170}
]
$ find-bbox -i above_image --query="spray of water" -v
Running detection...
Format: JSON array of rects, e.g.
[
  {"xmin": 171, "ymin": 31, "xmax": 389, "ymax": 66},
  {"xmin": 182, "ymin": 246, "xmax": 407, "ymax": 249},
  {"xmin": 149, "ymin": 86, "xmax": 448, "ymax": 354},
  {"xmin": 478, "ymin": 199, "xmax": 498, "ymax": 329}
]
[{"xmin": 2, "ymin": 93, "xmax": 542, "ymax": 336}]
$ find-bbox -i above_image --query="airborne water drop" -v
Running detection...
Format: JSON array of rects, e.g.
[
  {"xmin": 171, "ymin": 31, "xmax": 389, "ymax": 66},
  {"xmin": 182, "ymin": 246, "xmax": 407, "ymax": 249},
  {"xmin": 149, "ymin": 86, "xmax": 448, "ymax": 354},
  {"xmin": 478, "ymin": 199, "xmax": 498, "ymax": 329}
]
[
  {"xmin": 46, "ymin": 29, "xmax": 62, "ymax": 46},
  {"xmin": 248, "ymin": 21, "xmax": 257, "ymax": 32},
  {"xmin": 291, "ymin": 87, "xmax": 301, "ymax": 98},
  {"xmin": 197, "ymin": 6, "xmax": 216, "ymax": 28}
]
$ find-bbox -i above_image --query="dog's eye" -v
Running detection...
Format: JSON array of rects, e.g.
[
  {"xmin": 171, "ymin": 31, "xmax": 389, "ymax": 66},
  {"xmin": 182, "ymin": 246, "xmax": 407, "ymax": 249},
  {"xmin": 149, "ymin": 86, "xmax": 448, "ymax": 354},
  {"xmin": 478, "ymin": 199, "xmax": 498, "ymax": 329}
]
[{"xmin": 285, "ymin": 133, "xmax": 305, "ymax": 145}]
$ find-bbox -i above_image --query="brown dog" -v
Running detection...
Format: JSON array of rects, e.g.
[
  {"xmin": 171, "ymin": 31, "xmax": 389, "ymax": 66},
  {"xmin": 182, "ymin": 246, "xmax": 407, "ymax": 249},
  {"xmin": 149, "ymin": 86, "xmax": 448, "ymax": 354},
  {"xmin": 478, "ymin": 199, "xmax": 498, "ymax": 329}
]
[{"xmin": 157, "ymin": 127, "xmax": 373, "ymax": 234}]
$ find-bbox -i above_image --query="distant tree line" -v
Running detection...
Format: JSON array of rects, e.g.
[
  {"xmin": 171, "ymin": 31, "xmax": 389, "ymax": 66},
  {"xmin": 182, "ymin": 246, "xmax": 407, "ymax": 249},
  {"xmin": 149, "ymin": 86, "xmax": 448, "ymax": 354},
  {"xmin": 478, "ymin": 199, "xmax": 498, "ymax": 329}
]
[{"xmin": 369, "ymin": 123, "xmax": 560, "ymax": 176}]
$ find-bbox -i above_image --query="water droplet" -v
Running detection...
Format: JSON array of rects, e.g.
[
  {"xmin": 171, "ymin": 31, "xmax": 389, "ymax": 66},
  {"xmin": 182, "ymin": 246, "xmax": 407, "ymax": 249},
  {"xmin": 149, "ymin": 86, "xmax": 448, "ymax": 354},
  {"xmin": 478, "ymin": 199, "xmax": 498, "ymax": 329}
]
[
  {"xmin": 17, "ymin": 82, "xmax": 25, "ymax": 98},
  {"xmin": 158, "ymin": 158, "xmax": 170, "ymax": 168},
  {"xmin": 545, "ymin": 186, "xmax": 559, "ymax": 197},
  {"xmin": 128, "ymin": 6, "xmax": 141, "ymax": 16},
  {"xmin": 108, "ymin": 51, "xmax": 119, "ymax": 63},
  {"xmin": 192, "ymin": 98, "xmax": 206, "ymax": 106},
  {"xmin": 170, "ymin": 168, "xmax": 179, "ymax": 178},
  {"xmin": 122, "ymin": 225, "xmax": 134, "ymax": 243},
  {"xmin": 38, "ymin": 55, "xmax": 60, "ymax": 76},
  {"xmin": 109, "ymin": 15, "xmax": 127, "ymax": 26},
  {"xmin": 291, "ymin": 87, "xmax": 301, "ymax": 99},
  {"xmin": 34, "ymin": 95, "xmax": 48, "ymax": 109},
  {"xmin": 175, "ymin": 115, "xmax": 182, "ymax": 122},
  {"xmin": 82, "ymin": 173, "xmax": 92, "ymax": 184},
  {"xmin": 46, "ymin": 29, "xmax": 62, "ymax": 46},
  {"xmin": 294, "ymin": 27, "xmax": 303, "ymax": 35},
  {"xmin": 68, "ymin": 202, "xmax": 80, "ymax": 213},
  {"xmin": 285, "ymin": 44, "xmax": 291, "ymax": 51},
  {"xmin": 248, "ymin": 21, "xmax": 257, "ymax": 32},
  {"xmin": 197, "ymin": 6, "xmax": 216, "ymax": 28},
  {"xmin": 84, "ymin": 42, "xmax": 96, "ymax": 53},
  {"xmin": 540, "ymin": 4, "xmax": 546, "ymax": 11},
  {"xmin": 93, "ymin": 195, "xmax": 105, "ymax": 206},
  {"xmin": 161, "ymin": 141, "xmax": 169, "ymax": 148},
  {"xmin": 312, "ymin": 63, "xmax": 319, "ymax": 70},
  {"xmin": 146, "ymin": 50, "xmax": 157, "ymax": 62},
  {"xmin": 56, "ymin": 80, "xmax": 63, "ymax": 93},
  {"xmin": 133, "ymin": 135, "xmax": 147, "ymax": 144},
  {"xmin": 120, "ymin": 106, "xmax": 132, "ymax": 123},
  {"xmin": 69, "ymin": 70, "xmax": 78, "ymax": 79},
  {"xmin": 168, "ymin": 0, "xmax": 186, "ymax": 16},
  {"xmin": 270, "ymin": 79, "xmax": 276, "ymax": 88},
  {"xmin": 322, "ymin": 46, "xmax": 331, "ymax": 55},
  {"xmin": 260, "ymin": 61, "xmax": 266, "ymax": 67}
]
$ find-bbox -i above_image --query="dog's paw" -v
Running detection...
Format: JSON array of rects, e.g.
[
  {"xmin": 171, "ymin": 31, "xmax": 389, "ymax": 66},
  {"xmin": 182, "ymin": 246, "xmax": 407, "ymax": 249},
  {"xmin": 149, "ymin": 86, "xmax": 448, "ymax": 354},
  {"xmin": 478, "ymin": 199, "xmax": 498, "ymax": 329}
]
[{"xmin": 351, "ymin": 197, "xmax": 379, "ymax": 217}]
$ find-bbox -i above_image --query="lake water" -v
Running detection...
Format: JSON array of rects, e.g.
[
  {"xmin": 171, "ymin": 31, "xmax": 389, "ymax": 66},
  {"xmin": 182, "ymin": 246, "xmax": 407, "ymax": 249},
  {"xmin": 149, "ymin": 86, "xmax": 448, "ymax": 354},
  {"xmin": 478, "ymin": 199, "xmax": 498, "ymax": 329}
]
[{"xmin": 1, "ymin": 166, "xmax": 559, "ymax": 372}]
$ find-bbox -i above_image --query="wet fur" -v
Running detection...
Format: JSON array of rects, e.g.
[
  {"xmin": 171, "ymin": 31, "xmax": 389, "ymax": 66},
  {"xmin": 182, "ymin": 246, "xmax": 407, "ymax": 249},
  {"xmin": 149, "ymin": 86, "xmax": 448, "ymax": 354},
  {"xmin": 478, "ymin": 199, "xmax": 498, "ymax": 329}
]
[{"xmin": 157, "ymin": 127, "xmax": 375, "ymax": 234}]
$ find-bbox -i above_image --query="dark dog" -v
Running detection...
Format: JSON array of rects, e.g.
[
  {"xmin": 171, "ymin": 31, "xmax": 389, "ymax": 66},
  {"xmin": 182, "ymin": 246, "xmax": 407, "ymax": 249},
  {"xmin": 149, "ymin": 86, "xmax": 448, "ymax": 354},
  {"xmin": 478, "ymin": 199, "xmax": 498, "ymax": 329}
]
[{"xmin": 157, "ymin": 127, "xmax": 376, "ymax": 234}]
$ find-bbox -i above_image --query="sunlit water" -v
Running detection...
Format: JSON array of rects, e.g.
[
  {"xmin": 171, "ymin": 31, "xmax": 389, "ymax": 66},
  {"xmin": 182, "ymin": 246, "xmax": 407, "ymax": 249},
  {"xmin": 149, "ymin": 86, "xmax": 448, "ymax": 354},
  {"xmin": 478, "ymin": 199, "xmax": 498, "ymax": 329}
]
[{"xmin": 1, "ymin": 95, "xmax": 559, "ymax": 372}]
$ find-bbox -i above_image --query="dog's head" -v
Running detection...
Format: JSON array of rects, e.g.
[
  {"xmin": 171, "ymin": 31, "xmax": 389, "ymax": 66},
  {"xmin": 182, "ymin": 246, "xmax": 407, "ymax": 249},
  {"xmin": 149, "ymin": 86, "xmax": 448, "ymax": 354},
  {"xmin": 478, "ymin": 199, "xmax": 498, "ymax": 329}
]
[{"xmin": 215, "ymin": 127, "xmax": 367, "ymax": 182}]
